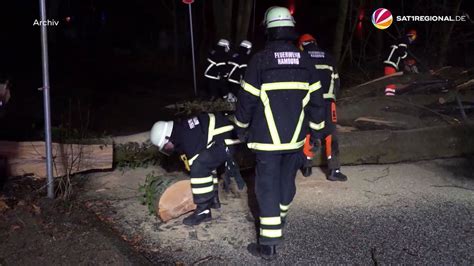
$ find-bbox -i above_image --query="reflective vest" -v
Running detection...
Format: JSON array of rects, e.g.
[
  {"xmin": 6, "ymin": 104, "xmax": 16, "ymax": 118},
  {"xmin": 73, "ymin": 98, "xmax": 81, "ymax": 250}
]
[
  {"xmin": 169, "ymin": 113, "xmax": 238, "ymax": 168},
  {"xmin": 234, "ymin": 41, "xmax": 326, "ymax": 153},
  {"xmin": 384, "ymin": 38, "xmax": 410, "ymax": 71},
  {"xmin": 302, "ymin": 43, "xmax": 340, "ymax": 101}
]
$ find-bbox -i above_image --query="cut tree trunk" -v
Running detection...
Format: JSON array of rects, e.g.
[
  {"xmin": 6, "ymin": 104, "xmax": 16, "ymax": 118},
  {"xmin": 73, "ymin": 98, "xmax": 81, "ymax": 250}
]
[
  {"xmin": 311, "ymin": 124, "xmax": 474, "ymax": 165},
  {"xmin": 156, "ymin": 179, "xmax": 196, "ymax": 222},
  {"xmin": 354, "ymin": 116, "xmax": 410, "ymax": 130},
  {"xmin": 0, "ymin": 141, "xmax": 113, "ymax": 178}
]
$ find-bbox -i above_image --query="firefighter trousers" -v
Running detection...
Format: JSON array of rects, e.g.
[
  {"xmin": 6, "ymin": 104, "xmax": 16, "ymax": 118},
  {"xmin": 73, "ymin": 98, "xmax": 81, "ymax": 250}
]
[
  {"xmin": 255, "ymin": 152, "xmax": 304, "ymax": 245},
  {"xmin": 190, "ymin": 143, "xmax": 228, "ymax": 208}
]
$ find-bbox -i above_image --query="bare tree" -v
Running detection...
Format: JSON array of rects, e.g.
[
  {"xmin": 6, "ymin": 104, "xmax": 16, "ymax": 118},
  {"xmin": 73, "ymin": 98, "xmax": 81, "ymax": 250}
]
[
  {"xmin": 212, "ymin": 0, "xmax": 234, "ymax": 40},
  {"xmin": 437, "ymin": 0, "xmax": 463, "ymax": 67},
  {"xmin": 332, "ymin": 0, "xmax": 349, "ymax": 64},
  {"xmin": 235, "ymin": 0, "xmax": 253, "ymax": 43}
]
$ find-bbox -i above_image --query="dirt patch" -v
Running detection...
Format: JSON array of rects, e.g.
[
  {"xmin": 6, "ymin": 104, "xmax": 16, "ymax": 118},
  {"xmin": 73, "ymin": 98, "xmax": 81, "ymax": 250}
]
[{"xmin": 0, "ymin": 177, "xmax": 150, "ymax": 265}]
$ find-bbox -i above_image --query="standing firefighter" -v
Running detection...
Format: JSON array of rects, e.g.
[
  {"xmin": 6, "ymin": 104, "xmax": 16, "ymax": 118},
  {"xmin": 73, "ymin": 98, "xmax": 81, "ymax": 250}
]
[
  {"xmin": 383, "ymin": 29, "xmax": 417, "ymax": 96},
  {"xmin": 298, "ymin": 34, "xmax": 348, "ymax": 182},
  {"xmin": 233, "ymin": 7, "xmax": 325, "ymax": 260},
  {"xmin": 226, "ymin": 40, "xmax": 253, "ymax": 102},
  {"xmin": 150, "ymin": 113, "xmax": 243, "ymax": 226},
  {"xmin": 204, "ymin": 39, "xmax": 231, "ymax": 100}
]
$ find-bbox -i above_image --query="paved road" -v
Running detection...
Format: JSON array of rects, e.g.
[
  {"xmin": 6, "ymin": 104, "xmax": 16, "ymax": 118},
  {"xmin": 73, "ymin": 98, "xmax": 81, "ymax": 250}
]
[{"xmin": 85, "ymin": 158, "xmax": 474, "ymax": 264}]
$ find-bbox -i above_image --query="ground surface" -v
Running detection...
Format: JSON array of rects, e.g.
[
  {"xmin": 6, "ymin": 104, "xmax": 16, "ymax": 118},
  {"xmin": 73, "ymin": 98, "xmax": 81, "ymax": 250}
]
[
  {"xmin": 0, "ymin": 177, "xmax": 151, "ymax": 265},
  {"xmin": 77, "ymin": 157, "xmax": 474, "ymax": 264}
]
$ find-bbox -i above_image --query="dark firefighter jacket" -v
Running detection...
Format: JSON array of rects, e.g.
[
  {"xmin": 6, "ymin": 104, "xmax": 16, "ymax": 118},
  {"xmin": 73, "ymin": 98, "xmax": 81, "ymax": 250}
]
[
  {"xmin": 204, "ymin": 46, "xmax": 230, "ymax": 80},
  {"xmin": 234, "ymin": 29, "xmax": 325, "ymax": 153},
  {"xmin": 384, "ymin": 37, "xmax": 412, "ymax": 71},
  {"xmin": 169, "ymin": 112, "xmax": 238, "ymax": 167},
  {"xmin": 227, "ymin": 47, "xmax": 251, "ymax": 85},
  {"xmin": 302, "ymin": 43, "xmax": 340, "ymax": 101}
]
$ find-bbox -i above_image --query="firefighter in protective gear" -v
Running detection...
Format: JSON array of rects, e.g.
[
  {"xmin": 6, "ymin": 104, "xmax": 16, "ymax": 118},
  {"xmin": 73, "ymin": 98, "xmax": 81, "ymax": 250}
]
[
  {"xmin": 234, "ymin": 6, "xmax": 325, "ymax": 260},
  {"xmin": 150, "ymin": 112, "xmax": 242, "ymax": 226},
  {"xmin": 204, "ymin": 39, "xmax": 231, "ymax": 100},
  {"xmin": 384, "ymin": 29, "xmax": 417, "ymax": 96},
  {"xmin": 298, "ymin": 34, "xmax": 348, "ymax": 182},
  {"xmin": 226, "ymin": 40, "xmax": 252, "ymax": 102}
]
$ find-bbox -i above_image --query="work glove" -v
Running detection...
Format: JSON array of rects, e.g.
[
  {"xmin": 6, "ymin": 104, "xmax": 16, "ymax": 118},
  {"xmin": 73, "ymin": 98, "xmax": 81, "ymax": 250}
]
[{"xmin": 223, "ymin": 147, "xmax": 245, "ymax": 191}]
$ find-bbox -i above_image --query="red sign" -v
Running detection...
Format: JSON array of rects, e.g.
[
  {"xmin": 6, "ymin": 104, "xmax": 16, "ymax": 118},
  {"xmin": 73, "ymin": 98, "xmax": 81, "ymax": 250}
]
[{"xmin": 182, "ymin": 0, "xmax": 194, "ymax": 4}]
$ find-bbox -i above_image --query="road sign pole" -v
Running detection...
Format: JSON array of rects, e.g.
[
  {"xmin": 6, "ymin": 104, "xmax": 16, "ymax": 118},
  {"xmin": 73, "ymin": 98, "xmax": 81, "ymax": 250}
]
[
  {"xmin": 188, "ymin": 3, "xmax": 198, "ymax": 96},
  {"xmin": 39, "ymin": 0, "xmax": 55, "ymax": 199}
]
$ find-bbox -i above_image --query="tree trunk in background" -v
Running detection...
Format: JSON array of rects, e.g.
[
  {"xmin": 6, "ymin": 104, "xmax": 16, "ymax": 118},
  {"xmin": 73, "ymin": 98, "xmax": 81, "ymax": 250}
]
[
  {"xmin": 374, "ymin": 0, "xmax": 384, "ymax": 60},
  {"xmin": 47, "ymin": 0, "xmax": 61, "ymax": 44},
  {"xmin": 171, "ymin": 0, "xmax": 179, "ymax": 70},
  {"xmin": 235, "ymin": 0, "xmax": 253, "ymax": 43},
  {"xmin": 212, "ymin": 0, "xmax": 233, "ymax": 40},
  {"xmin": 332, "ymin": 0, "xmax": 349, "ymax": 65},
  {"xmin": 437, "ymin": 0, "xmax": 462, "ymax": 67}
]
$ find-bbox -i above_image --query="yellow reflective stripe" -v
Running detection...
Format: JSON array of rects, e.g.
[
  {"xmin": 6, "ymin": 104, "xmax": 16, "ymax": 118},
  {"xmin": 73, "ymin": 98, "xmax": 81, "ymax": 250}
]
[
  {"xmin": 192, "ymin": 185, "xmax": 214, "ymax": 195},
  {"xmin": 323, "ymin": 93, "xmax": 336, "ymax": 99},
  {"xmin": 208, "ymin": 113, "xmax": 216, "ymax": 144},
  {"xmin": 315, "ymin": 64, "xmax": 333, "ymax": 71},
  {"xmin": 224, "ymin": 139, "xmax": 241, "ymax": 145},
  {"xmin": 261, "ymin": 82, "xmax": 309, "ymax": 91},
  {"xmin": 310, "ymin": 121, "xmax": 325, "ymax": 130},
  {"xmin": 260, "ymin": 229, "xmax": 282, "ymax": 238},
  {"xmin": 213, "ymin": 125, "xmax": 234, "ymax": 136},
  {"xmin": 260, "ymin": 89, "xmax": 281, "ymax": 144},
  {"xmin": 280, "ymin": 212, "xmax": 288, "ymax": 217},
  {"xmin": 231, "ymin": 116, "xmax": 249, "ymax": 128},
  {"xmin": 309, "ymin": 81, "xmax": 322, "ymax": 93},
  {"xmin": 190, "ymin": 176, "xmax": 213, "ymax": 184},
  {"xmin": 241, "ymin": 81, "xmax": 260, "ymax": 97},
  {"xmin": 291, "ymin": 91, "xmax": 311, "ymax": 143},
  {"xmin": 280, "ymin": 203, "xmax": 291, "ymax": 211},
  {"xmin": 213, "ymin": 177, "xmax": 218, "ymax": 184},
  {"xmin": 188, "ymin": 154, "xmax": 199, "ymax": 166},
  {"xmin": 260, "ymin": 217, "xmax": 281, "ymax": 225},
  {"xmin": 247, "ymin": 139, "xmax": 305, "ymax": 151},
  {"xmin": 334, "ymin": 73, "xmax": 339, "ymax": 79}
]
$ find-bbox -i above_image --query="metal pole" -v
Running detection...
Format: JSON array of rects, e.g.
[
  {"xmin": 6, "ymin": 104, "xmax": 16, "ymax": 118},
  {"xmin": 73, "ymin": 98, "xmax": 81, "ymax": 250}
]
[
  {"xmin": 188, "ymin": 4, "xmax": 198, "ymax": 96},
  {"xmin": 39, "ymin": 0, "xmax": 55, "ymax": 199}
]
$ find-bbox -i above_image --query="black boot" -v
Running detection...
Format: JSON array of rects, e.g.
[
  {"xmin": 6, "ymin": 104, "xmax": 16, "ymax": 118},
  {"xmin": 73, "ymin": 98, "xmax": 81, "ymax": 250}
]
[
  {"xmin": 247, "ymin": 243, "xmax": 277, "ymax": 261},
  {"xmin": 210, "ymin": 190, "xmax": 221, "ymax": 209},
  {"xmin": 327, "ymin": 169, "xmax": 348, "ymax": 182},
  {"xmin": 301, "ymin": 166, "xmax": 312, "ymax": 177},
  {"xmin": 182, "ymin": 206, "xmax": 212, "ymax": 226}
]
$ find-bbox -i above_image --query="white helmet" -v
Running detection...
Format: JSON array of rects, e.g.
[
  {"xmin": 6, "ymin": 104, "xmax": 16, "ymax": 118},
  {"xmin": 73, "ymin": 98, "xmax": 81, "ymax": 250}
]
[
  {"xmin": 239, "ymin": 40, "xmax": 252, "ymax": 54},
  {"xmin": 217, "ymin": 39, "xmax": 230, "ymax": 52},
  {"xmin": 263, "ymin": 6, "xmax": 295, "ymax": 28},
  {"xmin": 150, "ymin": 121, "xmax": 174, "ymax": 150}
]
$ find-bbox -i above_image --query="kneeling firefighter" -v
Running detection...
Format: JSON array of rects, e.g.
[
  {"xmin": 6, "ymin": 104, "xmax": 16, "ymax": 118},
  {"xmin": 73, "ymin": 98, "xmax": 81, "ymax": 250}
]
[
  {"xmin": 298, "ymin": 34, "xmax": 347, "ymax": 182},
  {"xmin": 150, "ymin": 112, "xmax": 244, "ymax": 226}
]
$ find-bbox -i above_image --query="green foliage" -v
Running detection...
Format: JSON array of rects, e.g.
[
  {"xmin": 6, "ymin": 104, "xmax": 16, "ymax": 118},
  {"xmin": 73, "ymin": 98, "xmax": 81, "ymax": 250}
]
[
  {"xmin": 115, "ymin": 142, "xmax": 162, "ymax": 169},
  {"xmin": 138, "ymin": 171, "xmax": 165, "ymax": 214}
]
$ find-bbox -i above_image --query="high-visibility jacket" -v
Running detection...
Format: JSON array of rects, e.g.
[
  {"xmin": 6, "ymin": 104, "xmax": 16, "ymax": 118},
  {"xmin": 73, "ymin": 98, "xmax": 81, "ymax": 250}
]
[
  {"xmin": 234, "ymin": 40, "xmax": 325, "ymax": 153},
  {"xmin": 302, "ymin": 43, "xmax": 340, "ymax": 101},
  {"xmin": 169, "ymin": 113, "xmax": 238, "ymax": 167},
  {"xmin": 384, "ymin": 37, "xmax": 411, "ymax": 71},
  {"xmin": 204, "ymin": 46, "xmax": 230, "ymax": 80},
  {"xmin": 227, "ymin": 48, "xmax": 251, "ymax": 85}
]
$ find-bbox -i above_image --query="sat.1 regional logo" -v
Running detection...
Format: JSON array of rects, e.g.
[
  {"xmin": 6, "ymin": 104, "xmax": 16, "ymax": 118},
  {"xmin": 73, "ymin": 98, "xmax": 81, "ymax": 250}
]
[{"xmin": 372, "ymin": 8, "xmax": 393, "ymax": 29}]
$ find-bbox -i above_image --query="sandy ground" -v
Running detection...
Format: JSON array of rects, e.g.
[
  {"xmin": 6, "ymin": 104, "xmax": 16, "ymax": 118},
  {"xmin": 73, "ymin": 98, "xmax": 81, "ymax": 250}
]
[{"xmin": 83, "ymin": 157, "xmax": 474, "ymax": 264}]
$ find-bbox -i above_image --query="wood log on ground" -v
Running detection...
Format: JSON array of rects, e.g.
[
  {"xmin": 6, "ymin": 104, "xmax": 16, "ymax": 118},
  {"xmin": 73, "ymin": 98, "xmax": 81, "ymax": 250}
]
[
  {"xmin": 156, "ymin": 179, "xmax": 196, "ymax": 222},
  {"xmin": 0, "ymin": 141, "xmax": 113, "ymax": 178},
  {"xmin": 311, "ymin": 124, "xmax": 474, "ymax": 166},
  {"xmin": 354, "ymin": 117, "xmax": 410, "ymax": 130}
]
